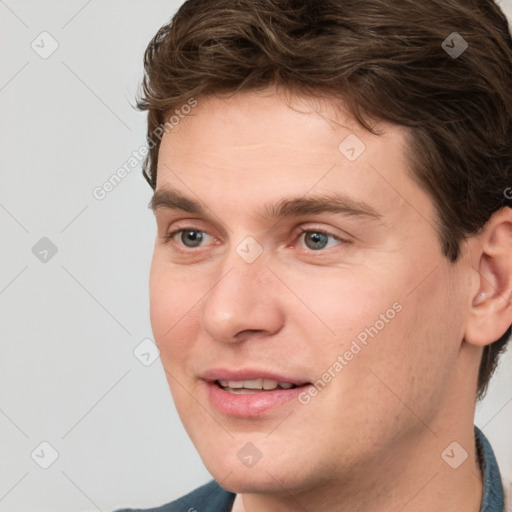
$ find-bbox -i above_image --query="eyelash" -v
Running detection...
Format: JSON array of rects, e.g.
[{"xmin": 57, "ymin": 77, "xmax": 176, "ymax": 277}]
[{"xmin": 163, "ymin": 226, "xmax": 348, "ymax": 252}]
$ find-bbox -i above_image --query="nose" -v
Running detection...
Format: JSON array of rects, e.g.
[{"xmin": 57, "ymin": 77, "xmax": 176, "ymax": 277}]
[{"xmin": 200, "ymin": 251, "xmax": 285, "ymax": 344}]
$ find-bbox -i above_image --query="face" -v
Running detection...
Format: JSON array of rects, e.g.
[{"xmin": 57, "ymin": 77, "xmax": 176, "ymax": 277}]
[{"xmin": 149, "ymin": 89, "xmax": 473, "ymax": 495}]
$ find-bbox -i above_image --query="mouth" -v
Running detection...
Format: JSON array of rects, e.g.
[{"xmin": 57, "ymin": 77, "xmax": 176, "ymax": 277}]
[
  {"xmin": 215, "ymin": 378, "xmax": 305, "ymax": 394},
  {"xmin": 201, "ymin": 371, "xmax": 313, "ymax": 417}
]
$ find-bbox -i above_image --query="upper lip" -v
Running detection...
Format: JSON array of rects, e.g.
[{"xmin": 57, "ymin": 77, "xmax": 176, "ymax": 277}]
[{"xmin": 200, "ymin": 368, "xmax": 311, "ymax": 385}]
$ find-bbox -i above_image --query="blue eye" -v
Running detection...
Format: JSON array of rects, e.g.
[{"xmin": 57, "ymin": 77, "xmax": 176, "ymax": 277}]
[
  {"xmin": 304, "ymin": 232, "xmax": 328, "ymax": 250},
  {"xmin": 299, "ymin": 230, "xmax": 341, "ymax": 251},
  {"xmin": 164, "ymin": 227, "xmax": 345, "ymax": 253},
  {"xmin": 180, "ymin": 230, "xmax": 205, "ymax": 247},
  {"xmin": 178, "ymin": 230, "xmax": 207, "ymax": 247}
]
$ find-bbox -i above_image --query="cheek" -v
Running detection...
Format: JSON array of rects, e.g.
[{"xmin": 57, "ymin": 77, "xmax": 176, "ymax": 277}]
[
  {"xmin": 290, "ymin": 266, "xmax": 402, "ymax": 351},
  {"xmin": 344, "ymin": 265, "xmax": 465, "ymax": 420},
  {"xmin": 149, "ymin": 262, "xmax": 207, "ymax": 423},
  {"xmin": 149, "ymin": 258, "xmax": 204, "ymax": 367},
  {"xmin": 298, "ymin": 258, "xmax": 458, "ymax": 392},
  {"xmin": 295, "ymin": 267, "xmax": 463, "ymax": 463}
]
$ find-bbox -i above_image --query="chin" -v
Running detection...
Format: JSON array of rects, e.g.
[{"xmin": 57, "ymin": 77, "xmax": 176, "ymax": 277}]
[
  {"xmin": 198, "ymin": 444, "xmax": 310, "ymax": 495},
  {"xmin": 209, "ymin": 466, "xmax": 297, "ymax": 495}
]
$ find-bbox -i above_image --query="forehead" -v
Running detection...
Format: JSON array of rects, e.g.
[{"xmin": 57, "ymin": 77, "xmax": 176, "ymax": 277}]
[{"xmin": 155, "ymin": 90, "xmax": 434, "ymax": 226}]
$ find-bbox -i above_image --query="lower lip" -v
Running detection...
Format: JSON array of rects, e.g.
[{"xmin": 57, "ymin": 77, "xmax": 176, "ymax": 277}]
[{"xmin": 205, "ymin": 381, "xmax": 310, "ymax": 417}]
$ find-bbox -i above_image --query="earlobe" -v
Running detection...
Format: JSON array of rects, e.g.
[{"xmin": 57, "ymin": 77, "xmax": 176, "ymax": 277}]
[{"xmin": 464, "ymin": 208, "xmax": 512, "ymax": 347}]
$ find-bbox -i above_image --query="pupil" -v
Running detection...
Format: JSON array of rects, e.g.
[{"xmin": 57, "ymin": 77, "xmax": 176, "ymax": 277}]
[
  {"xmin": 305, "ymin": 232, "xmax": 328, "ymax": 250},
  {"xmin": 181, "ymin": 230, "xmax": 204, "ymax": 247}
]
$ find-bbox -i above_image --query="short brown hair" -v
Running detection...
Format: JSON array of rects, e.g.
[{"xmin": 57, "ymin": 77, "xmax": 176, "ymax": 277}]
[{"xmin": 137, "ymin": 0, "xmax": 512, "ymax": 398}]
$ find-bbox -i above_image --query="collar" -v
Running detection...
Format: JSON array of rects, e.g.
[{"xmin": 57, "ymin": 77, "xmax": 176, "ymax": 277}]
[{"xmin": 475, "ymin": 426, "xmax": 505, "ymax": 512}]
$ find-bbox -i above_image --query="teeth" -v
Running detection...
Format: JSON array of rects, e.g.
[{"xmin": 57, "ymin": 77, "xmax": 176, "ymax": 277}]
[
  {"xmin": 245, "ymin": 379, "xmax": 267, "ymax": 389},
  {"xmin": 217, "ymin": 379, "xmax": 296, "ymax": 390},
  {"xmin": 263, "ymin": 379, "xmax": 279, "ymax": 390}
]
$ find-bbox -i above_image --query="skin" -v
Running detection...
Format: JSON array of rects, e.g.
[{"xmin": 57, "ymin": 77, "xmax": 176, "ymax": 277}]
[{"xmin": 149, "ymin": 87, "xmax": 512, "ymax": 512}]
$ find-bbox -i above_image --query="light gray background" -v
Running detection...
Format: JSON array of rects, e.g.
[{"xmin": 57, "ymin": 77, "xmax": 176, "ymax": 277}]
[{"xmin": 0, "ymin": 1, "xmax": 511, "ymax": 511}]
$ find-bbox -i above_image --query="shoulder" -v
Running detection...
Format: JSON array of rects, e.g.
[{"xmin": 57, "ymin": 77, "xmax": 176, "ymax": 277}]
[{"xmin": 114, "ymin": 480, "xmax": 236, "ymax": 512}]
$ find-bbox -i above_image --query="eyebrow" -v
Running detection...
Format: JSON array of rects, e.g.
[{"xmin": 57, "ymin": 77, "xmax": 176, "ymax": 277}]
[{"xmin": 150, "ymin": 189, "xmax": 382, "ymax": 221}]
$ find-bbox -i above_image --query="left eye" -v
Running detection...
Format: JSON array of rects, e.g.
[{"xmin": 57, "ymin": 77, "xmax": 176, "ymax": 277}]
[{"xmin": 298, "ymin": 230, "xmax": 341, "ymax": 251}]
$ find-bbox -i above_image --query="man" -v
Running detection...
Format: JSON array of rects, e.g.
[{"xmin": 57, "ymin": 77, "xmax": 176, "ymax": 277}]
[{"xmin": 118, "ymin": 0, "xmax": 512, "ymax": 510}]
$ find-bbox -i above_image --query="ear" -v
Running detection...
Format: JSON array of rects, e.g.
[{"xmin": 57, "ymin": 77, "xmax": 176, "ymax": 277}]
[{"xmin": 464, "ymin": 207, "xmax": 512, "ymax": 347}]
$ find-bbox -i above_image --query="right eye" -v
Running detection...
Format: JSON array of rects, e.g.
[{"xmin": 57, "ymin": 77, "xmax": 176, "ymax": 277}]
[{"xmin": 165, "ymin": 228, "xmax": 214, "ymax": 249}]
